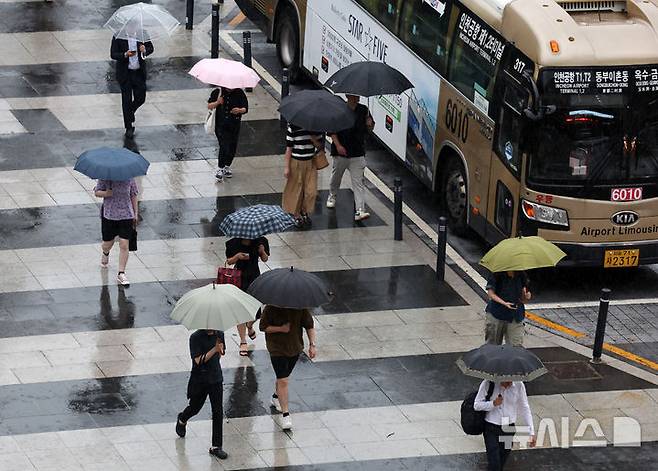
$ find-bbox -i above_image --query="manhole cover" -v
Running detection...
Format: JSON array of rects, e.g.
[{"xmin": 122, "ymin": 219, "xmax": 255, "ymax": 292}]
[{"xmin": 545, "ymin": 361, "xmax": 603, "ymax": 380}]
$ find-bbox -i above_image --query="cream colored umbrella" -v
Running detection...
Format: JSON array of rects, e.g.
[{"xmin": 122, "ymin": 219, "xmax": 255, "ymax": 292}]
[{"xmin": 171, "ymin": 283, "xmax": 261, "ymax": 331}]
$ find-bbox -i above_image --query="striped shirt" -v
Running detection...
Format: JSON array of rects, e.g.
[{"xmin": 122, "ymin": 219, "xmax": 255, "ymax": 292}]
[{"xmin": 286, "ymin": 125, "xmax": 318, "ymax": 161}]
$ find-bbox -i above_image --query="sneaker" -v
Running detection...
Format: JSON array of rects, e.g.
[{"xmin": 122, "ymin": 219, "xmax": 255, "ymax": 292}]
[
  {"xmin": 326, "ymin": 194, "xmax": 337, "ymax": 208},
  {"xmin": 117, "ymin": 272, "xmax": 130, "ymax": 286},
  {"xmin": 294, "ymin": 216, "xmax": 304, "ymax": 228},
  {"xmin": 175, "ymin": 414, "xmax": 186, "ymax": 438},
  {"xmin": 100, "ymin": 252, "xmax": 109, "ymax": 268},
  {"xmin": 215, "ymin": 168, "xmax": 224, "ymax": 181},
  {"xmin": 280, "ymin": 414, "xmax": 292, "ymax": 431},
  {"xmin": 223, "ymin": 166, "xmax": 233, "ymax": 178},
  {"xmin": 354, "ymin": 209, "xmax": 371, "ymax": 221},
  {"xmin": 208, "ymin": 447, "xmax": 228, "ymax": 460},
  {"xmin": 301, "ymin": 213, "xmax": 312, "ymax": 227},
  {"xmin": 271, "ymin": 396, "xmax": 282, "ymax": 413}
]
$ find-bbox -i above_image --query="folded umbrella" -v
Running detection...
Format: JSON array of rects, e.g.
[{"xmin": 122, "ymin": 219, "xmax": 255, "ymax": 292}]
[
  {"xmin": 171, "ymin": 283, "xmax": 262, "ymax": 331},
  {"xmin": 74, "ymin": 147, "xmax": 150, "ymax": 181},
  {"xmin": 248, "ymin": 267, "xmax": 331, "ymax": 309},
  {"xmin": 219, "ymin": 204, "xmax": 296, "ymax": 239},
  {"xmin": 279, "ymin": 89, "xmax": 355, "ymax": 133},
  {"xmin": 479, "ymin": 236, "xmax": 567, "ymax": 273},
  {"xmin": 456, "ymin": 344, "xmax": 547, "ymax": 382},
  {"xmin": 104, "ymin": 2, "xmax": 179, "ymax": 42},
  {"xmin": 189, "ymin": 58, "xmax": 261, "ymax": 89},
  {"xmin": 326, "ymin": 61, "xmax": 414, "ymax": 97}
]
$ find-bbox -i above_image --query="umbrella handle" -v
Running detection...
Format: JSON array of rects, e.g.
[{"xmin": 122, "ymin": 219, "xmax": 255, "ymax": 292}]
[{"xmin": 140, "ymin": 52, "xmax": 145, "ymax": 60}]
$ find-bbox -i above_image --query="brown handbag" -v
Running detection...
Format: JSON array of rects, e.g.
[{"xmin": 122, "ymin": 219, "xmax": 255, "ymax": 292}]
[{"xmin": 313, "ymin": 149, "xmax": 329, "ymax": 170}]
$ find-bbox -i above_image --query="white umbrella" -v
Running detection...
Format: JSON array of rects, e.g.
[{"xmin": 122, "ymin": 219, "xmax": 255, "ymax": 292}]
[
  {"xmin": 104, "ymin": 2, "xmax": 179, "ymax": 43},
  {"xmin": 171, "ymin": 283, "xmax": 262, "ymax": 331}
]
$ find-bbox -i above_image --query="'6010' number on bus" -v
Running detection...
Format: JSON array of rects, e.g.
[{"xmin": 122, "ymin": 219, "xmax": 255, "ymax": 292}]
[{"xmin": 445, "ymin": 99, "xmax": 469, "ymax": 144}]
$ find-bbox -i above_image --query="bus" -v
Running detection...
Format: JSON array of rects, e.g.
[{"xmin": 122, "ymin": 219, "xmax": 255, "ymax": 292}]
[{"xmin": 237, "ymin": 0, "xmax": 658, "ymax": 268}]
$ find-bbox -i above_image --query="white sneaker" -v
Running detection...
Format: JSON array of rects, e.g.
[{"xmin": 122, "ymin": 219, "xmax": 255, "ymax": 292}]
[
  {"xmin": 215, "ymin": 168, "xmax": 224, "ymax": 181},
  {"xmin": 117, "ymin": 273, "xmax": 130, "ymax": 286},
  {"xmin": 280, "ymin": 414, "xmax": 292, "ymax": 431},
  {"xmin": 354, "ymin": 209, "xmax": 371, "ymax": 221},
  {"xmin": 271, "ymin": 396, "xmax": 282, "ymax": 413},
  {"xmin": 100, "ymin": 252, "xmax": 109, "ymax": 268},
  {"xmin": 223, "ymin": 166, "xmax": 233, "ymax": 178},
  {"xmin": 326, "ymin": 194, "xmax": 337, "ymax": 208}
]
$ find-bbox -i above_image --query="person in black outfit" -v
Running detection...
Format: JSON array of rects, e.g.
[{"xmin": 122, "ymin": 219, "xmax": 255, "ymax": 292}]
[
  {"xmin": 208, "ymin": 87, "xmax": 249, "ymax": 181},
  {"xmin": 110, "ymin": 34, "xmax": 154, "ymax": 138},
  {"xmin": 226, "ymin": 236, "xmax": 269, "ymax": 355},
  {"xmin": 176, "ymin": 329, "xmax": 228, "ymax": 460}
]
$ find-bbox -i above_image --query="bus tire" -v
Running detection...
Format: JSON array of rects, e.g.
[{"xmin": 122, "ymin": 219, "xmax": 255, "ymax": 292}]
[
  {"xmin": 442, "ymin": 156, "xmax": 469, "ymax": 236},
  {"xmin": 275, "ymin": 8, "xmax": 300, "ymax": 82}
]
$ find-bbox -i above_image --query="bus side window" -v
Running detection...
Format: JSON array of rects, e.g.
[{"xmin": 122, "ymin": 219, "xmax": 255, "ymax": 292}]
[
  {"xmin": 399, "ymin": 0, "xmax": 452, "ymax": 74},
  {"xmin": 356, "ymin": 0, "xmax": 403, "ymax": 34},
  {"xmin": 495, "ymin": 84, "xmax": 525, "ymax": 177}
]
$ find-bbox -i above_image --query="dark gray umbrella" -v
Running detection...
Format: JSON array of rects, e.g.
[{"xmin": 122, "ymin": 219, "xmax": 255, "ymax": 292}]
[
  {"xmin": 325, "ymin": 61, "xmax": 414, "ymax": 97},
  {"xmin": 248, "ymin": 267, "xmax": 331, "ymax": 309},
  {"xmin": 278, "ymin": 89, "xmax": 355, "ymax": 133},
  {"xmin": 456, "ymin": 344, "xmax": 547, "ymax": 382}
]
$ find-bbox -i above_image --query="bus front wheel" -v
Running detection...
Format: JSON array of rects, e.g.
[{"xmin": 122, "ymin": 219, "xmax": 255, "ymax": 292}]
[
  {"xmin": 276, "ymin": 9, "xmax": 300, "ymax": 82},
  {"xmin": 442, "ymin": 157, "xmax": 469, "ymax": 236}
]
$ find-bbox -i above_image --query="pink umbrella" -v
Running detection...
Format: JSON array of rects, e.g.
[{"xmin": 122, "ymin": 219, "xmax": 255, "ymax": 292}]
[{"xmin": 189, "ymin": 58, "xmax": 260, "ymax": 89}]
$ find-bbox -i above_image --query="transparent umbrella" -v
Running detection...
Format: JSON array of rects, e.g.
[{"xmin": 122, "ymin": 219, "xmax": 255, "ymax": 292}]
[{"xmin": 104, "ymin": 2, "xmax": 179, "ymax": 43}]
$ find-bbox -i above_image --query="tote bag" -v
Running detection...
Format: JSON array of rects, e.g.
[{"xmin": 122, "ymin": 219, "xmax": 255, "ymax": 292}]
[{"xmin": 204, "ymin": 108, "xmax": 216, "ymax": 135}]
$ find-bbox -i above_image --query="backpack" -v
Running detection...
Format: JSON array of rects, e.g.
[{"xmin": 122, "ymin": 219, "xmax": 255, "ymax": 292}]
[{"xmin": 460, "ymin": 381, "xmax": 495, "ymax": 435}]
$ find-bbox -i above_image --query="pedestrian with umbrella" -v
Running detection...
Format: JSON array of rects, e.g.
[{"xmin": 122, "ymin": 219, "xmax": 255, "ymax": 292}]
[
  {"xmin": 189, "ymin": 59, "xmax": 260, "ymax": 181},
  {"xmin": 249, "ymin": 267, "xmax": 330, "ymax": 430},
  {"xmin": 172, "ymin": 283, "xmax": 262, "ymax": 461},
  {"xmin": 480, "ymin": 236, "xmax": 567, "ymax": 346},
  {"xmin": 219, "ymin": 205, "xmax": 296, "ymax": 356},
  {"xmin": 458, "ymin": 344, "xmax": 544, "ymax": 470},
  {"xmin": 324, "ymin": 61, "xmax": 414, "ymax": 221},
  {"xmin": 75, "ymin": 147, "xmax": 150, "ymax": 286},
  {"xmin": 105, "ymin": 3, "xmax": 179, "ymax": 138}
]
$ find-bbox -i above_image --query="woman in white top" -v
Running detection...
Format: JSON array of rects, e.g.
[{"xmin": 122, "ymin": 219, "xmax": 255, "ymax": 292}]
[{"xmin": 474, "ymin": 380, "xmax": 536, "ymax": 470}]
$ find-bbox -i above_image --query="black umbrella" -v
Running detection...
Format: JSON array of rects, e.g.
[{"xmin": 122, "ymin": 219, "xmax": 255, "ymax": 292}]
[
  {"xmin": 325, "ymin": 61, "xmax": 414, "ymax": 97},
  {"xmin": 456, "ymin": 344, "xmax": 547, "ymax": 382},
  {"xmin": 279, "ymin": 89, "xmax": 355, "ymax": 133},
  {"xmin": 248, "ymin": 267, "xmax": 331, "ymax": 309}
]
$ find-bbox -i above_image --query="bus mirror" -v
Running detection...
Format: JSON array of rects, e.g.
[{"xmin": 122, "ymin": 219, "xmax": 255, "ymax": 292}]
[{"xmin": 521, "ymin": 71, "xmax": 542, "ymax": 121}]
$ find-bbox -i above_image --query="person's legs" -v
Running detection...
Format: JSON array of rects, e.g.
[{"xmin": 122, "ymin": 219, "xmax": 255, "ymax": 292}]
[
  {"xmin": 505, "ymin": 320, "xmax": 525, "ymax": 346},
  {"xmin": 302, "ymin": 161, "xmax": 318, "ymax": 216},
  {"xmin": 237, "ymin": 323, "xmax": 248, "ymax": 355},
  {"xmin": 348, "ymin": 156, "xmax": 367, "ymax": 212},
  {"xmin": 484, "ymin": 313, "xmax": 505, "ymax": 345},
  {"xmin": 215, "ymin": 127, "xmax": 225, "ymax": 169},
  {"xmin": 207, "ymin": 383, "xmax": 224, "ymax": 450},
  {"xmin": 483, "ymin": 422, "xmax": 503, "ymax": 471},
  {"xmin": 499, "ymin": 426, "xmax": 515, "ymax": 469},
  {"xmin": 179, "ymin": 390, "xmax": 208, "ymax": 424},
  {"xmin": 119, "ymin": 81, "xmax": 135, "ymax": 129},
  {"xmin": 276, "ymin": 377, "xmax": 290, "ymax": 412},
  {"xmin": 224, "ymin": 126, "xmax": 240, "ymax": 169},
  {"xmin": 282, "ymin": 159, "xmax": 304, "ymax": 217},
  {"xmin": 130, "ymin": 73, "xmax": 147, "ymax": 117},
  {"xmin": 117, "ymin": 238, "xmax": 129, "ymax": 273},
  {"xmin": 328, "ymin": 156, "xmax": 348, "ymax": 203}
]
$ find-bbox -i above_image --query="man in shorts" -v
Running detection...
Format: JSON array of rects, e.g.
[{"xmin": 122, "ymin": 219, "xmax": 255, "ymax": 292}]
[{"xmin": 259, "ymin": 305, "xmax": 316, "ymax": 430}]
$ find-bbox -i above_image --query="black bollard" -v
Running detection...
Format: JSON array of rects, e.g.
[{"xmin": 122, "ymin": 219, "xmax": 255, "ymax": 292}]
[
  {"xmin": 591, "ymin": 288, "xmax": 611, "ymax": 363},
  {"xmin": 394, "ymin": 177, "xmax": 403, "ymax": 241},
  {"xmin": 211, "ymin": 1, "xmax": 220, "ymax": 58},
  {"xmin": 436, "ymin": 216, "xmax": 448, "ymax": 281},
  {"xmin": 185, "ymin": 0, "xmax": 194, "ymax": 30},
  {"xmin": 280, "ymin": 68, "xmax": 290, "ymax": 128},
  {"xmin": 243, "ymin": 31, "xmax": 253, "ymax": 91}
]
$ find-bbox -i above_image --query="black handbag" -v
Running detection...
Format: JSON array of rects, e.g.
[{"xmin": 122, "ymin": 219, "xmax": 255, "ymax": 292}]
[
  {"xmin": 129, "ymin": 228, "xmax": 137, "ymax": 252},
  {"xmin": 460, "ymin": 381, "xmax": 496, "ymax": 435}
]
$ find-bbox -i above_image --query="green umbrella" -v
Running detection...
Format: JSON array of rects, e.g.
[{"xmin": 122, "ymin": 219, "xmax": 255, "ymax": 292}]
[
  {"xmin": 171, "ymin": 283, "xmax": 262, "ymax": 331},
  {"xmin": 479, "ymin": 236, "xmax": 567, "ymax": 273}
]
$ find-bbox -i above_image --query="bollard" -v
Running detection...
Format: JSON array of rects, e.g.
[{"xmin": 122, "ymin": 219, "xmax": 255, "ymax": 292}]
[
  {"xmin": 591, "ymin": 288, "xmax": 611, "ymax": 363},
  {"xmin": 185, "ymin": 0, "xmax": 194, "ymax": 30},
  {"xmin": 243, "ymin": 31, "xmax": 253, "ymax": 91},
  {"xmin": 436, "ymin": 216, "xmax": 448, "ymax": 281},
  {"xmin": 280, "ymin": 68, "xmax": 290, "ymax": 129},
  {"xmin": 394, "ymin": 177, "xmax": 403, "ymax": 241},
  {"xmin": 211, "ymin": 1, "xmax": 220, "ymax": 58}
]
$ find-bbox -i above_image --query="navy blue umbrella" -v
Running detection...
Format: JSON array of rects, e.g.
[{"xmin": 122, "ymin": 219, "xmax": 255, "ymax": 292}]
[{"xmin": 74, "ymin": 147, "xmax": 150, "ymax": 181}]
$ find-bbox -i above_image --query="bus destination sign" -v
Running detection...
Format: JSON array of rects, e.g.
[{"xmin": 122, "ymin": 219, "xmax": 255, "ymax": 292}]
[{"xmin": 542, "ymin": 65, "xmax": 658, "ymax": 95}]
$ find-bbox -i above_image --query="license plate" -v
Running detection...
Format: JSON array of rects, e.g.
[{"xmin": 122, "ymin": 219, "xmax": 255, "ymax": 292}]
[
  {"xmin": 604, "ymin": 249, "xmax": 639, "ymax": 268},
  {"xmin": 611, "ymin": 187, "xmax": 642, "ymax": 201}
]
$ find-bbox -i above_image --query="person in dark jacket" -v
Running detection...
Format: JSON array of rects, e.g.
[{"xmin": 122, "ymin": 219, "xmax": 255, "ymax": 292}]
[
  {"xmin": 207, "ymin": 87, "xmax": 248, "ymax": 181},
  {"xmin": 485, "ymin": 271, "xmax": 531, "ymax": 346},
  {"xmin": 110, "ymin": 35, "xmax": 154, "ymax": 138}
]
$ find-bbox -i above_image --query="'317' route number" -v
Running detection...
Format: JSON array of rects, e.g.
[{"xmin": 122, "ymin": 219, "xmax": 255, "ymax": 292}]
[{"xmin": 445, "ymin": 99, "xmax": 469, "ymax": 144}]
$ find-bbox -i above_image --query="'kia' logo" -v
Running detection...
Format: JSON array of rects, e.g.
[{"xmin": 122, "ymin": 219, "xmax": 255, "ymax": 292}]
[{"xmin": 611, "ymin": 211, "xmax": 639, "ymax": 226}]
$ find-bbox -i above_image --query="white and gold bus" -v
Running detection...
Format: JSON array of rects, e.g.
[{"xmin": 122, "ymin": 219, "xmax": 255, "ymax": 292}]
[{"xmin": 238, "ymin": 0, "xmax": 658, "ymax": 268}]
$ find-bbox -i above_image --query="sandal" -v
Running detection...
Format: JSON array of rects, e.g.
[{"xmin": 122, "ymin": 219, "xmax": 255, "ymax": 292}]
[
  {"xmin": 239, "ymin": 342, "xmax": 249, "ymax": 356},
  {"xmin": 247, "ymin": 327, "xmax": 257, "ymax": 340}
]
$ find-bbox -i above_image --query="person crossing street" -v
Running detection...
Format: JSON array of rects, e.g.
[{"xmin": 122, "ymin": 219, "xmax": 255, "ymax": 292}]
[{"xmin": 208, "ymin": 87, "xmax": 248, "ymax": 181}]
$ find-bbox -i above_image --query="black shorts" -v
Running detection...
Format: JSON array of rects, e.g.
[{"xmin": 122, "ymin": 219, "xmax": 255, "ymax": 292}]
[
  {"xmin": 270, "ymin": 355, "xmax": 299, "ymax": 379},
  {"xmin": 101, "ymin": 217, "xmax": 133, "ymax": 242}
]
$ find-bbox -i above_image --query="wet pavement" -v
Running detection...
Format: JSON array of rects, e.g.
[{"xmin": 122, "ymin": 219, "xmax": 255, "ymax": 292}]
[{"xmin": 0, "ymin": 0, "xmax": 656, "ymax": 470}]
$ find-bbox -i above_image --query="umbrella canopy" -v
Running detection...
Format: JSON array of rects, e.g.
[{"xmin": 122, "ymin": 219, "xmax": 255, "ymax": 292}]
[
  {"xmin": 189, "ymin": 58, "xmax": 261, "ymax": 89},
  {"xmin": 104, "ymin": 2, "xmax": 179, "ymax": 42},
  {"xmin": 219, "ymin": 204, "xmax": 296, "ymax": 239},
  {"xmin": 480, "ymin": 236, "xmax": 567, "ymax": 273},
  {"xmin": 279, "ymin": 89, "xmax": 355, "ymax": 132},
  {"xmin": 457, "ymin": 344, "xmax": 547, "ymax": 382},
  {"xmin": 326, "ymin": 61, "xmax": 414, "ymax": 97},
  {"xmin": 74, "ymin": 147, "xmax": 150, "ymax": 181},
  {"xmin": 171, "ymin": 283, "xmax": 262, "ymax": 331},
  {"xmin": 248, "ymin": 267, "xmax": 331, "ymax": 309}
]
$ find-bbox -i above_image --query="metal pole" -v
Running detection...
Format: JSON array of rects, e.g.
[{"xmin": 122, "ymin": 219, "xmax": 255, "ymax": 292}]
[
  {"xmin": 394, "ymin": 177, "xmax": 403, "ymax": 241},
  {"xmin": 185, "ymin": 0, "xmax": 194, "ymax": 30},
  {"xmin": 211, "ymin": 1, "xmax": 220, "ymax": 58},
  {"xmin": 436, "ymin": 216, "xmax": 448, "ymax": 281},
  {"xmin": 591, "ymin": 288, "xmax": 611, "ymax": 363},
  {"xmin": 280, "ymin": 68, "xmax": 290, "ymax": 129},
  {"xmin": 243, "ymin": 31, "xmax": 253, "ymax": 92}
]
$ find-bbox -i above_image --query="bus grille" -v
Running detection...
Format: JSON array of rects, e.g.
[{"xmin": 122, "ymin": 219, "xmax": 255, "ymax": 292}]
[{"xmin": 556, "ymin": 0, "xmax": 626, "ymax": 12}]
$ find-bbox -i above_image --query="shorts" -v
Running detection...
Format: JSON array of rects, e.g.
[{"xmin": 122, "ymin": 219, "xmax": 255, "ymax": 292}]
[
  {"xmin": 270, "ymin": 355, "xmax": 299, "ymax": 379},
  {"xmin": 101, "ymin": 217, "xmax": 133, "ymax": 242}
]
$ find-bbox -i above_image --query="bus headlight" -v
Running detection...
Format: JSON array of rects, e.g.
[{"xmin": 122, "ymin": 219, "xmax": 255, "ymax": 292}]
[{"xmin": 522, "ymin": 200, "xmax": 569, "ymax": 227}]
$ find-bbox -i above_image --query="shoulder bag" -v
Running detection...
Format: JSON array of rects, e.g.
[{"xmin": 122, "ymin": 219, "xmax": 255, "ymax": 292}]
[{"xmin": 217, "ymin": 261, "xmax": 242, "ymax": 288}]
